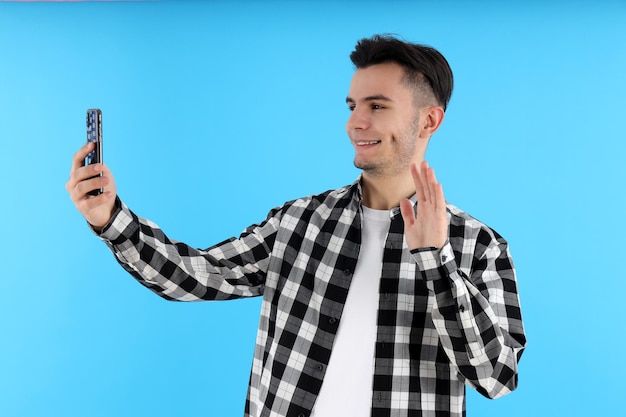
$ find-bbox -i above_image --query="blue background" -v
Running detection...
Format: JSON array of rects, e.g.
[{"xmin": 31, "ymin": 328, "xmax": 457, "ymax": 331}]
[{"xmin": 1, "ymin": 1, "xmax": 625, "ymax": 416}]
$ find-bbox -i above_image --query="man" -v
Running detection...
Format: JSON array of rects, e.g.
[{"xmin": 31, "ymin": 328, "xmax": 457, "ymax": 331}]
[{"xmin": 67, "ymin": 35, "xmax": 526, "ymax": 417}]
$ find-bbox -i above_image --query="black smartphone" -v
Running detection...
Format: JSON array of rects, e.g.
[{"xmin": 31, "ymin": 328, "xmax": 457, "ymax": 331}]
[{"xmin": 85, "ymin": 108, "xmax": 103, "ymax": 196}]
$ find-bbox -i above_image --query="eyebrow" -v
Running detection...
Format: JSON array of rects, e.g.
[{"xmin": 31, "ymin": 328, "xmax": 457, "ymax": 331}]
[{"xmin": 345, "ymin": 94, "xmax": 394, "ymax": 104}]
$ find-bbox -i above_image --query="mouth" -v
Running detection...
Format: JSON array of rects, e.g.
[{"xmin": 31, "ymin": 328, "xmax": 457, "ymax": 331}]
[{"xmin": 355, "ymin": 140, "xmax": 381, "ymax": 146}]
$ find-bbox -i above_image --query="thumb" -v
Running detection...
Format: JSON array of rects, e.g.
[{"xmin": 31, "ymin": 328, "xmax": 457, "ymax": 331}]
[{"xmin": 399, "ymin": 199, "xmax": 415, "ymax": 226}]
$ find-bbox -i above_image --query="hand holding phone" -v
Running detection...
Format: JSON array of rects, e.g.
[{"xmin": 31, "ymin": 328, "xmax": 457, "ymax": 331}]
[
  {"xmin": 85, "ymin": 108, "xmax": 103, "ymax": 196},
  {"xmin": 66, "ymin": 109, "xmax": 117, "ymax": 230}
]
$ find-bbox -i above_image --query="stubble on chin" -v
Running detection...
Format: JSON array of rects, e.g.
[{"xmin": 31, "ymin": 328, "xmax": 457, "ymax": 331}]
[
  {"xmin": 354, "ymin": 141, "xmax": 415, "ymax": 179},
  {"xmin": 354, "ymin": 159, "xmax": 384, "ymax": 178}
]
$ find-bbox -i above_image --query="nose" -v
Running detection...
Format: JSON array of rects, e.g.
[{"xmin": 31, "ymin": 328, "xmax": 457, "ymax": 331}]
[{"xmin": 346, "ymin": 105, "xmax": 370, "ymax": 132}]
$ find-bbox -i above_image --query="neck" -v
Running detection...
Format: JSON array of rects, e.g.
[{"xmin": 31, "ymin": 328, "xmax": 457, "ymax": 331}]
[{"xmin": 360, "ymin": 170, "xmax": 415, "ymax": 210}]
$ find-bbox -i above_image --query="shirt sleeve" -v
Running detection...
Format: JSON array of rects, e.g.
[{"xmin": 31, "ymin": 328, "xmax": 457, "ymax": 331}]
[
  {"xmin": 95, "ymin": 198, "xmax": 280, "ymax": 301},
  {"xmin": 411, "ymin": 229, "xmax": 527, "ymax": 399}
]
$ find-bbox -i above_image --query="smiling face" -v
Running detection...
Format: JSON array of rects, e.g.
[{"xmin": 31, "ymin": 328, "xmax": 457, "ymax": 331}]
[{"xmin": 346, "ymin": 62, "xmax": 435, "ymax": 179}]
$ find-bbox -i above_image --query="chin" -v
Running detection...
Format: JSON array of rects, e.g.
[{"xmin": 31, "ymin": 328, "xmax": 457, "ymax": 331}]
[
  {"xmin": 354, "ymin": 161, "xmax": 382, "ymax": 177},
  {"xmin": 353, "ymin": 159, "xmax": 371, "ymax": 171}
]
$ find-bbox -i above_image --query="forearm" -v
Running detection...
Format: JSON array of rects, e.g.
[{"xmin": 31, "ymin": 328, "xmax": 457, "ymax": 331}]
[
  {"xmin": 95, "ymin": 198, "xmax": 273, "ymax": 301},
  {"xmin": 413, "ymin": 241, "xmax": 526, "ymax": 398}
]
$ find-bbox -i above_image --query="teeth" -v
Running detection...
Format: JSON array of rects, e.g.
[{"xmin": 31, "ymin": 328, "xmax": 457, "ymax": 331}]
[{"xmin": 356, "ymin": 141, "xmax": 380, "ymax": 145}]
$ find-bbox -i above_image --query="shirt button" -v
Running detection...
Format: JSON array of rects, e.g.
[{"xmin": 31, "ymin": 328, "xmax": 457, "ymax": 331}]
[
  {"xmin": 459, "ymin": 305, "xmax": 466, "ymax": 312},
  {"xmin": 316, "ymin": 364, "xmax": 324, "ymax": 372},
  {"xmin": 329, "ymin": 317, "xmax": 337, "ymax": 325},
  {"xmin": 442, "ymin": 255, "xmax": 448, "ymax": 262},
  {"xmin": 343, "ymin": 269, "xmax": 352, "ymax": 275}
]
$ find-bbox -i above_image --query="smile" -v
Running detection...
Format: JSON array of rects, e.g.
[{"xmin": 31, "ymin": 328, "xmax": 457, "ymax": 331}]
[{"xmin": 355, "ymin": 140, "xmax": 381, "ymax": 146}]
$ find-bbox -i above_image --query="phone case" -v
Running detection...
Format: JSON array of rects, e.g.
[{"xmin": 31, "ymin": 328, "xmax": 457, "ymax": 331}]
[{"xmin": 85, "ymin": 108, "xmax": 103, "ymax": 196}]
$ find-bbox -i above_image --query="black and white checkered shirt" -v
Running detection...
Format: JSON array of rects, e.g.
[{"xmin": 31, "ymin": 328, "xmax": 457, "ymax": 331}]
[{"xmin": 98, "ymin": 179, "xmax": 526, "ymax": 417}]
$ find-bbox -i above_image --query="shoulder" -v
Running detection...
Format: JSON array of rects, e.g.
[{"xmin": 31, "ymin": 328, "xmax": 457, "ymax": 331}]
[
  {"xmin": 257, "ymin": 183, "xmax": 360, "ymax": 237},
  {"xmin": 446, "ymin": 202, "xmax": 509, "ymax": 255},
  {"xmin": 272, "ymin": 182, "xmax": 358, "ymax": 217}
]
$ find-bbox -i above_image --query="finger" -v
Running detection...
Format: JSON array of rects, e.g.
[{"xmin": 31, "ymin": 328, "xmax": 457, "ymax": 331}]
[
  {"xmin": 100, "ymin": 164, "xmax": 116, "ymax": 195},
  {"xmin": 68, "ymin": 142, "xmax": 99, "ymax": 190},
  {"xmin": 71, "ymin": 141, "xmax": 95, "ymax": 171},
  {"xmin": 434, "ymin": 182, "xmax": 445, "ymax": 212},
  {"xmin": 419, "ymin": 161, "xmax": 431, "ymax": 203},
  {"xmin": 100, "ymin": 163, "xmax": 114, "ymax": 181},
  {"xmin": 76, "ymin": 190, "xmax": 114, "ymax": 214},
  {"xmin": 427, "ymin": 167, "xmax": 444, "ymax": 210},
  {"xmin": 426, "ymin": 166, "xmax": 437, "ymax": 205},
  {"xmin": 412, "ymin": 163, "xmax": 426, "ymax": 203},
  {"xmin": 71, "ymin": 172, "xmax": 108, "ymax": 201},
  {"xmin": 67, "ymin": 162, "xmax": 102, "ymax": 193},
  {"xmin": 82, "ymin": 174, "xmax": 109, "ymax": 196},
  {"xmin": 399, "ymin": 198, "xmax": 415, "ymax": 225}
]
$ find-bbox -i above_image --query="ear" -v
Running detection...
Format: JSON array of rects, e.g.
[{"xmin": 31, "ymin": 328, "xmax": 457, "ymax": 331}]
[{"xmin": 418, "ymin": 106, "xmax": 445, "ymax": 139}]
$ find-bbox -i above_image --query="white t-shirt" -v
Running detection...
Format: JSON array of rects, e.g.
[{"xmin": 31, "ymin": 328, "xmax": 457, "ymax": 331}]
[{"xmin": 310, "ymin": 206, "xmax": 390, "ymax": 417}]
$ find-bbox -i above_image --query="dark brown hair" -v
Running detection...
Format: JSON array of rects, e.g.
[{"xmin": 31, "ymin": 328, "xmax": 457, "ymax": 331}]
[{"xmin": 350, "ymin": 35, "xmax": 454, "ymax": 111}]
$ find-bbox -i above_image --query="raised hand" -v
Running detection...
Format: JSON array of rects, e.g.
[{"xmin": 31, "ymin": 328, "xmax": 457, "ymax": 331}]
[
  {"xmin": 66, "ymin": 141, "xmax": 117, "ymax": 230},
  {"xmin": 399, "ymin": 161, "xmax": 448, "ymax": 250}
]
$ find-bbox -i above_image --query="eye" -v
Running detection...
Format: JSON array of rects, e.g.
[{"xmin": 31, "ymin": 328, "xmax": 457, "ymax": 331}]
[
  {"xmin": 371, "ymin": 103, "xmax": 384, "ymax": 110},
  {"xmin": 348, "ymin": 105, "xmax": 355, "ymax": 112}
]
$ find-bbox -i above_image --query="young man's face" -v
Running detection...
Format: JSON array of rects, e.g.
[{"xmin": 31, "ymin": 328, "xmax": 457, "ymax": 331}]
[{"xmin": 346, "ymin": 62, "xmax": 427, "ymax": 179}]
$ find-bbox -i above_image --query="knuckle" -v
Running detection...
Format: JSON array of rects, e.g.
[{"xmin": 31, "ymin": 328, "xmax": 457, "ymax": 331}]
[{"xmin": 77, "ymin": 181, "xmax": 90, "ymax": 197}]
